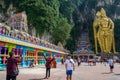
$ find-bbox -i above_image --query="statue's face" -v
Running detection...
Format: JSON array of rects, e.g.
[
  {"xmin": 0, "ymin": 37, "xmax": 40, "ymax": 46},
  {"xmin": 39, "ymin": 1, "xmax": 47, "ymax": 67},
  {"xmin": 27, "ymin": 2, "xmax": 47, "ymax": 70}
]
[{"xmin": 96, "ymin": 11, "xmax": 101, "ymax": 18}]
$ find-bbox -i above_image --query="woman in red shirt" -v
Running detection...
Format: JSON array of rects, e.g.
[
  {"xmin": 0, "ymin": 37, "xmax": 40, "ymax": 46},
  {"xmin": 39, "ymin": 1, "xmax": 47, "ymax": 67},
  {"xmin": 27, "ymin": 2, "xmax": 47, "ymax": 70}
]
[{"xmin": 43, "ymin": 54, "xmax": 55, "ymax": 79}]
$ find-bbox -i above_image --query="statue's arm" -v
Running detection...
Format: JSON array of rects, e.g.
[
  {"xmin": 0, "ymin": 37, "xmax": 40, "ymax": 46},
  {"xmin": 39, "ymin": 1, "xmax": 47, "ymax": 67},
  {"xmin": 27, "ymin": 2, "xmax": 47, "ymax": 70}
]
[{"xmin": 109, "ymin": 19, "xmax": 114, "ymax": 31}]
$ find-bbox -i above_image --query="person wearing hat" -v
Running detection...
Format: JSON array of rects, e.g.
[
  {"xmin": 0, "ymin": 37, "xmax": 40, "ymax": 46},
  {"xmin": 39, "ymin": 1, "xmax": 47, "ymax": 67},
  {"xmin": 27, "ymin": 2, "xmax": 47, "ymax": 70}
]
[{"xmin": 6, "ymin": 52, "xmax": 22, "ymax": 80}]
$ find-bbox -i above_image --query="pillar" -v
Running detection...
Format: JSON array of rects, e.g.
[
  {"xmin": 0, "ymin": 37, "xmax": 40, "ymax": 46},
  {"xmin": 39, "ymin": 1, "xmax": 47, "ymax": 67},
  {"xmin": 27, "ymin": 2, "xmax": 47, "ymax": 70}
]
[
  {"xmin": 35, "ymin": 50, "xmax": 38, "ymax": 65},
  {"xmin": 0, "ymin": 47, "xmax": 2, "ymax": 56},
  {"xmin": 5, "ymin": 43, "xmax": 16, "ymax": 54},
  {"xmin": 0, "ymin": 47, "xmax": 3, "ymax": 70},
  {"xmin": 0, "ymin": 47, "xmax": 2, "ymax": 52},
  {"xmin": 49, "ymin": 51, "xmax": 52, "ymax": 58},
  {"xmin": 21, "ymin": 48, "xmax": 26, "ymax": 67},
  {"xmin": 19, "ymin": 49, "xmax": 22, "ymax": 55},
  {"xmin": 0, "ymin": 57, "xmax": 2, "ymax": 70},
  {"xmin": 12, "ymin": 48, "xmax": 15, "ymax": 53},
  {"xmin": 56, "ymin": 53, "xmax": 61, "ymax": 63},
  {"xmin": 43, "ymin": 51, "xmax": 47, "ymax": 64},
  {"xmin": 3, "ymin": 47, "xmax": 7, "ymax": 64},
  {"xmin": 27, "ymin": 58, "xmax": 30, "ymax": 66}
]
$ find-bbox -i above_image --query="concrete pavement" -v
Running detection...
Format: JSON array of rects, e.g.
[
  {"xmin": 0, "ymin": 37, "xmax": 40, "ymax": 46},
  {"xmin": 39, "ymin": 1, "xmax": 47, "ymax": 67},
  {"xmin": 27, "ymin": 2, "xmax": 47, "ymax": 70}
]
[{"xmin": 0, "ymin": 63, "xmax": 120, "ymax": 80}]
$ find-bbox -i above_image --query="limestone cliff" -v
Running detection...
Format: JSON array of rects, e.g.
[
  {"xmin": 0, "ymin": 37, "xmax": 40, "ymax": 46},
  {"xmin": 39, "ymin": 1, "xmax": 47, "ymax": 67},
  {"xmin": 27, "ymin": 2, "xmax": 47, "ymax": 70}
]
[
  {"xmin": 70, "ymin": 0, "xmax": 120, "ymax": 51},
  {"xmin": 73, "ymin": 0, "xmax": 120, "ymax": 27}
]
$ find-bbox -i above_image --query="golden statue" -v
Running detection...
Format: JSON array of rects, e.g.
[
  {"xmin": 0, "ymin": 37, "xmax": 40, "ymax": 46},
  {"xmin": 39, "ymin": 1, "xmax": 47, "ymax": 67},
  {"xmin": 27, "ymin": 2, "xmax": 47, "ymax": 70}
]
[{"xmin": 93, "ymin": 8, "xmax": 116, "ymax": 54}]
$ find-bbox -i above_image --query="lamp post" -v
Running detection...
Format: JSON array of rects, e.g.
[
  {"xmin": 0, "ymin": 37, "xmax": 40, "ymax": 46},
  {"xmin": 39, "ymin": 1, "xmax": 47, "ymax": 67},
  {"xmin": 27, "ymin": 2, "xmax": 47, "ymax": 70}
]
[
  {"xmin": 0, "ymin": 47, "xmax": 3, "ymax": 70},
  {"xmin": 3, "ymin": 47, "xmax": 7, "ymax": 64}
]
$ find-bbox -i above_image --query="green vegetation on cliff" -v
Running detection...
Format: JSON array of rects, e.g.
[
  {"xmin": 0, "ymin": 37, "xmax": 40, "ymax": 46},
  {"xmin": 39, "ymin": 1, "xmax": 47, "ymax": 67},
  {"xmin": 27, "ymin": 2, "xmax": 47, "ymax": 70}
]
[{"xmin": 3, "ymin": 0, "xmax": 81, "ymax": 46}]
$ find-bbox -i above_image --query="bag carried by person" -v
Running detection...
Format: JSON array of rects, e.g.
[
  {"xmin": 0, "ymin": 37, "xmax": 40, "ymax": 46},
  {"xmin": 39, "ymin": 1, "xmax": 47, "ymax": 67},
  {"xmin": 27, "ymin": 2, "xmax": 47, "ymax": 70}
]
[
  {"xmin": 11, "ymin": 59, "xmax": 19, "ymax": 76},
  {"xmin": 11, "ymin": 68, "xmax": 19, "ymax": 76}
]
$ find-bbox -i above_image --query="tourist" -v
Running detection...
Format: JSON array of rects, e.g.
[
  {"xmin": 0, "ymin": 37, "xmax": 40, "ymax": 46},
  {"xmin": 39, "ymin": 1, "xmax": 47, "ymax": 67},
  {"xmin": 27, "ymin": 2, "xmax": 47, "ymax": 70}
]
[
  {"xmin": 6, "ymin": 52, "xmax": 22, "ymax": 80},
  {"xmin": 92, "ymin": 59, "xmax": 96, "ymax": 66},
  {"xmin": 29, "ymin": 59, "xmax": 34, "ymax": 67},
  {"xmin": 100, "ymin": 58, "xmax": 103, "ymax": 64},
  {"xmin": 65, "ymin": 54, "xmax": 75, "ymax": 80},
  {"xmin": 103, "ymin": 58, "xmax": 107, "ymax": 66},
  {"xmin": 77, "ymin": 57, "xmax": 81, "ymax": 66},
  {"xmin": 51, "ymin": 59, "xmax": 57, "ymax": 68},
  {"xmin": 108, "ymin": 57, "xmax": 114, "ymax": 73},
  {"xmin": 88, "ymin": 59, "xmax": 92, "ymax": 66},
  {"xmin": 61, "ymin": 58, "xmax": 64, "ymax": 65},
  {"xmin": 43, "ymin": 54, "xmax": 55, "ymax": 79}
]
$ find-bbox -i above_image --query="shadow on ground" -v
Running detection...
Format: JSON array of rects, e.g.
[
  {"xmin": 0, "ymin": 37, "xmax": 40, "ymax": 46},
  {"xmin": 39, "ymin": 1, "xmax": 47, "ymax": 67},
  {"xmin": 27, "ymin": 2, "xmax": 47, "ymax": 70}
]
[
  {"xmin": 29, "ymin": 78, "xmax": 47, "ymax": 80},
  {"xmin": 101, "ymin": 72, "xmax": 111, "ymax": 74},
  {"xmin": 114, "ymin": 73, "xmax": 120, "ymax": 75}
]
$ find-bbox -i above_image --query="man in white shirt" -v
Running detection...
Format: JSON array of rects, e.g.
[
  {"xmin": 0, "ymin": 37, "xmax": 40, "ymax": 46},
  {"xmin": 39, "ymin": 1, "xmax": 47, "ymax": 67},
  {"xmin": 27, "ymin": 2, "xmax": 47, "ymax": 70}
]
[
  {"xmin": 65, "ymin": 54, "xmax": 75, "ymax": 80},
  {"xmin": 108, "ymin": 57, "xmax": 114, "ymax": 73}
]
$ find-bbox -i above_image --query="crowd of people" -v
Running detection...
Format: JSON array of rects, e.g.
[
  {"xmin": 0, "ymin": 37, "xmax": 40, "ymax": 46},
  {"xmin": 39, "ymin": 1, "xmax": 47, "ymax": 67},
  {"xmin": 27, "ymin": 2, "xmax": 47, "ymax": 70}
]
[
  {"xmin": 62, "ymin": 56, "xmax": 120, "ymax": 75},
  {"xmin": 6, "ymin": 51, "xmax": 120, "ymax": 80}
]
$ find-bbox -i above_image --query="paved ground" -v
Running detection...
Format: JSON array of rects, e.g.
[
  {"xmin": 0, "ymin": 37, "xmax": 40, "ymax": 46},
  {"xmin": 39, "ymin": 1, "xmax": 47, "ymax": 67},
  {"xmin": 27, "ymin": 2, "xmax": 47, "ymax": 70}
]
[{"xmin": 0, "ymin": 63, "xmax": 120, "ymax": 80}]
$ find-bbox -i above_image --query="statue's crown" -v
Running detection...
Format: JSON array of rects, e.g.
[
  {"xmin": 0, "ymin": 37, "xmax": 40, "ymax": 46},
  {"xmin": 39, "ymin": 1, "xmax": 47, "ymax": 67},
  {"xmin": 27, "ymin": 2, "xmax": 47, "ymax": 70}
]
[{"xmin": 101, "ymin": 8, "xmax": 106, "ymax": 16}]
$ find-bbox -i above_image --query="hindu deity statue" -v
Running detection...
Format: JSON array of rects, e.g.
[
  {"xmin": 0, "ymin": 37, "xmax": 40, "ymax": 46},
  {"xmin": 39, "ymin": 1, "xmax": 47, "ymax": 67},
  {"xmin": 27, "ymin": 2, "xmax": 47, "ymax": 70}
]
[{"xmin": 93, "ymin": 8, "xmax": 116, "ymax": 54}]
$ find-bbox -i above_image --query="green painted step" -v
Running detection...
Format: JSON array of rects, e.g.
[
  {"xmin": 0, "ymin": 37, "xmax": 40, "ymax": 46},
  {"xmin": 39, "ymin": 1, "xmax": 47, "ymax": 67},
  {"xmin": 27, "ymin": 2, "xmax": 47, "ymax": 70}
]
[{"xmin": 0, "ymin": 57, "xmax": 3, "ymax": 70}]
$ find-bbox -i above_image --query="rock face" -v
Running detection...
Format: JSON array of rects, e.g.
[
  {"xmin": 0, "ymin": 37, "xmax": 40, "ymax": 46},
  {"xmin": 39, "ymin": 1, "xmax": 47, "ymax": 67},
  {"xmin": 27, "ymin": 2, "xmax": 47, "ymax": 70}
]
[
  {"xmin": 70, "ymin": 0, "xmax": 120, "ymax": 51},
  {"xmin": 0, "ymin": 0, "xmax": 5, "ymax": 8},
  {"xmin": 97, "ymin": 0, "xmax": 114, "ymax": 6},
  {"xmin": 72, "ymin": 0, "xmax": 120, "ymax": 31}
]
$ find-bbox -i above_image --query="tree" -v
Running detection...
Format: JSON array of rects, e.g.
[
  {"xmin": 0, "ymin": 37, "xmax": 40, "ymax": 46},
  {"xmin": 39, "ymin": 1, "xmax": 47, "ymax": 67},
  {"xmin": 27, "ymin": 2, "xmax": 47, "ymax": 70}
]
[{"xmin": 51, "ymin": 18, "xmax": 72, "ymax": 45}]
